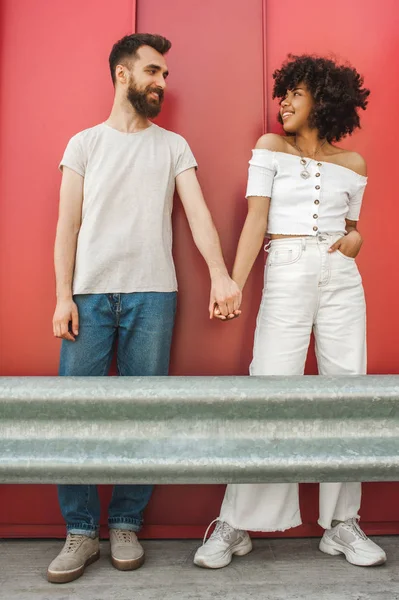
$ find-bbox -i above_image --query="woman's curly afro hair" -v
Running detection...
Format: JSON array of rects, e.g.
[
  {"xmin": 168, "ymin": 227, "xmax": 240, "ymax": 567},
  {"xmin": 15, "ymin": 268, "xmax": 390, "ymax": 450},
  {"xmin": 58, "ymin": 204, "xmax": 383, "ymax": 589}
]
[{"xmin": 273, "ymin": 54, "xmax": 370, "ymax": 142}]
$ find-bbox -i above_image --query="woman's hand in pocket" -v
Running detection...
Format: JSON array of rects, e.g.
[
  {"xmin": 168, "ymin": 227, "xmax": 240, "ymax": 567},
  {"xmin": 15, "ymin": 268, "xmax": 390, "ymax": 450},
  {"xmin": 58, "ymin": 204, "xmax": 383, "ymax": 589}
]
[{"xmin": 328, "ymin": 230, "xmax": 363, "ymax": 258}]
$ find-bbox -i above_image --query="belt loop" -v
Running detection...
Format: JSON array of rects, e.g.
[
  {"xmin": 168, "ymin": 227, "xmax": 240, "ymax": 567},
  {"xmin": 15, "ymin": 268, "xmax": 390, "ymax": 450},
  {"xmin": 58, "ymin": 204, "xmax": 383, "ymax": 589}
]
[
  {"xmin": 264, "ymin": 240, "xmax": 272, "ymax": 252},
  {"xmin": 302, "ymin": 238, "xmax": 306, "ymax": 250}
]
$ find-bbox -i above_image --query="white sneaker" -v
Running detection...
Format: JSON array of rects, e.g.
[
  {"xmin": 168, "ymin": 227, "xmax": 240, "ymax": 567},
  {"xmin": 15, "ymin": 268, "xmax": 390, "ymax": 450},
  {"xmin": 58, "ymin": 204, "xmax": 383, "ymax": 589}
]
[
  {"xmin": 194, "ymin": 520, "xmax": 252, "ymax": 569},
  {"xmin": 319, "ymin": 518, "xmax": 387, "ymax": 566}
]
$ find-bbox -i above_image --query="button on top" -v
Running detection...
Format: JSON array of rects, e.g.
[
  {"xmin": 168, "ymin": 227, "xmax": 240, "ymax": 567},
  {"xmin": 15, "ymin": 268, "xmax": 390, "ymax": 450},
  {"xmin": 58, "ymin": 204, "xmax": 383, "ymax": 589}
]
[
  {"xmin": 313, "ymin": 226, "xmax": 318, "ymax": 231},
  {"xmin": 317, "ymin": 162, "xmax": 322, "ymax": 167},
  {"xmin": 315, "ymin": 185, "xmax": 320, "ymax": 190},
  {"xmin": 314, "ymin": 200, "xmax": 320, "ymax": 205},
  {"xmin": 313, "ymin": 214, "xmax": 318, "ymax": 219},
  {"xmin": 315, "ymin": 173, "xmax": 321, "ymax": 177}
]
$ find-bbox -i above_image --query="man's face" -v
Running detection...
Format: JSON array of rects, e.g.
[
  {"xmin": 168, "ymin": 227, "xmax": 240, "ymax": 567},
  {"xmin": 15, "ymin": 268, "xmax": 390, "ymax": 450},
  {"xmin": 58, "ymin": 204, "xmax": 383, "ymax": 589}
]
[{"xmin": 126, "ymin": 46, "xmax": 169, "ymax": 118}]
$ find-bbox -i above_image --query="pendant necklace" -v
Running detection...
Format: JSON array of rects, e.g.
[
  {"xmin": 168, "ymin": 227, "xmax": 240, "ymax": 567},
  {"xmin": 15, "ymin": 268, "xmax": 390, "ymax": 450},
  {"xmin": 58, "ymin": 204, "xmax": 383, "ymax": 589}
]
[{"xmin": 294, "ymin": 138, "xmax": 327, "ymax": 180}]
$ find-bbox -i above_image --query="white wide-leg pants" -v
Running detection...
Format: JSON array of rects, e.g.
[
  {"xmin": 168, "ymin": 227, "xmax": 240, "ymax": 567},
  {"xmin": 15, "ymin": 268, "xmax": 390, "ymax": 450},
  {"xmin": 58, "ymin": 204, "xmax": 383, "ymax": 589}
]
[{"xmin": 220, "ymin": 234, "xmax": 366, "ymax": 531}]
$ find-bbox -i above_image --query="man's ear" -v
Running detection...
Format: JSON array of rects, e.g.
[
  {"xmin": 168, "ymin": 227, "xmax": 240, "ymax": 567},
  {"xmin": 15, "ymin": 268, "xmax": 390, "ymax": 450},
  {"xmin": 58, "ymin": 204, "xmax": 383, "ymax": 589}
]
[{"xmin": 115, "ymin": 65, "xmax": 127, "ymax": 85}]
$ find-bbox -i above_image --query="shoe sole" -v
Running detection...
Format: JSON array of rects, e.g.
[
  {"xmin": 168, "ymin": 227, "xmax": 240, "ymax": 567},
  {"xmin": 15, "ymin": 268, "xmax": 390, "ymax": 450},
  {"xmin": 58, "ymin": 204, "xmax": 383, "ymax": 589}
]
[
  {"xmin": 194, "ymin": 538, "xmax": 253, "ymax": 569},
  {"xmin": 111, "ymin": 552, "xmax": 145, "ymax": 571},
  {"xmin": 47, "ymin": 550, "xmax": 100, "ymax": 583},
  {"xmin": 319, "ymin": 538, "xmax": 386, "ymax": 567}
]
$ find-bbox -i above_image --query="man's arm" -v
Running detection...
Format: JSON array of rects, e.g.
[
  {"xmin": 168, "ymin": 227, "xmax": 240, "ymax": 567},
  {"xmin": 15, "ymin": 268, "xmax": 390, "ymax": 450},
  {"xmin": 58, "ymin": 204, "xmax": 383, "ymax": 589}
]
[
  {"xmin": 52, "ymin": 167, "xmax": 84, "ymax": 340},
  {"xmin": 175, "ymin": 168, "xmax": 241, "ymax": 319}
]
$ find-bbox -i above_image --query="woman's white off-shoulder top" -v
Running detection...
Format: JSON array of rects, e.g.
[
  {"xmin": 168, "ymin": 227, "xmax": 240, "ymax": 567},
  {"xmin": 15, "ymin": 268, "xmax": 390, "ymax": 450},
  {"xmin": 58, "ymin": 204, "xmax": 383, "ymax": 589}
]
[{"xmin": 245, "ymin": 149, "xmax": 367, "ymax": 236}]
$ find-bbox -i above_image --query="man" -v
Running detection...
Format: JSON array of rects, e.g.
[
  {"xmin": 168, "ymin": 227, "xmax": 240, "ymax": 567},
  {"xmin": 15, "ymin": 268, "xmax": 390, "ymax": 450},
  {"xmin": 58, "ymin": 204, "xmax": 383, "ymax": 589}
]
[{"xmin": 49, "ymin": 33, "xmax": 241, "ymax": 584}]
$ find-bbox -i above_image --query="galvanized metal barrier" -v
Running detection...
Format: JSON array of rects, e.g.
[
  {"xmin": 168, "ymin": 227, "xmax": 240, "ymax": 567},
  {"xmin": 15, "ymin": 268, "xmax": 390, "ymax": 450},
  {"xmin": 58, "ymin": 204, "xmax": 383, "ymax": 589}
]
[{"xmin": 0, "ymin": 376, "xmax": 398, "ymax": 484}]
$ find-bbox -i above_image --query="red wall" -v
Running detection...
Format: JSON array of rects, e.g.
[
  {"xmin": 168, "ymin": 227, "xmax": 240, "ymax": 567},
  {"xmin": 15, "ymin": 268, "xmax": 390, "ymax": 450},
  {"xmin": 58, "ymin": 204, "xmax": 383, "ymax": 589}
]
[
  {"xmin": 0, "ymin": 0, "xmax": 135, "ymax": 374},
  {"xmin": 266, "ymin": 0, "xmax": 399, "ymax": 374},
  {"xmin": 263, "ymin": 0, "xmax": 399, "ymax": 533},
  {"xmin": 0, "ymin": 0, "xmax": 398, "ymax": 538}
]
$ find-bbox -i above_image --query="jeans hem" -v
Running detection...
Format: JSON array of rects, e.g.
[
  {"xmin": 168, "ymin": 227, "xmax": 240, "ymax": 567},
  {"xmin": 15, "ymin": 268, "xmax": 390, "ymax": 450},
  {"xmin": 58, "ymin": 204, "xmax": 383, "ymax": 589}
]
[
  {"xmin": 67, "ymin": 526, "xmax": 98, "ymax": 538},
  {"xmin": 108, "ymin": 519, "xmax": 142, "ymax": 532},
  {"xmin": 108, "ymin": 523, "xmax": 141, "ymax": 531},
  {"xmin": 221, "ymin": 515, "xmax": 303, "ymax": 533},
  {"xmin": 319, "ymin": 512, "xmax": 361, "ymax": 530}
]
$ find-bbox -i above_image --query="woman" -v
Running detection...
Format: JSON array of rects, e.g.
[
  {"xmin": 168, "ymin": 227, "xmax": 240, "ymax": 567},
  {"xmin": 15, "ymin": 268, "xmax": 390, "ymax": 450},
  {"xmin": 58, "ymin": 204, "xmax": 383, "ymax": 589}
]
[{"xmin": 194, "ymin": 55, "xmax": 386, "ymax": 568}]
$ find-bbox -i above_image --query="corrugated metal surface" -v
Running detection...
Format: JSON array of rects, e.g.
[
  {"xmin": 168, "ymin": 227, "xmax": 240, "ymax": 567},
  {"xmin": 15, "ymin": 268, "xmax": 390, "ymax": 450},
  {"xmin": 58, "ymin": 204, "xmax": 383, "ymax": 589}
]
[{"xmin": 1, "ymin": 376, "xmax": 398, "ymax": 484}]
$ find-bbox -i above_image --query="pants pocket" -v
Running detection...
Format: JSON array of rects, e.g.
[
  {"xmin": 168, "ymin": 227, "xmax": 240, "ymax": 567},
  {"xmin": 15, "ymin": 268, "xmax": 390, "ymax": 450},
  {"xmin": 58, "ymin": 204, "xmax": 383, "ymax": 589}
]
[
  {"xmin": 268, "ymin": 242, "xmax": 303, "ymax": 267},
  {"xmin": 336, "ymin": 249, "xmax": 356, "ymax": 261}
]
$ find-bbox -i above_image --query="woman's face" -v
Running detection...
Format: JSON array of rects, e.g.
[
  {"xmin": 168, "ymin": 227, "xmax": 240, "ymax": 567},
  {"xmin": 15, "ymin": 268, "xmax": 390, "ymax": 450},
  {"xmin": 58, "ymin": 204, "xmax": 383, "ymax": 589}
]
[{"xmin": 279, "ymin": 83, "xmax": 315, "ymax": 133}]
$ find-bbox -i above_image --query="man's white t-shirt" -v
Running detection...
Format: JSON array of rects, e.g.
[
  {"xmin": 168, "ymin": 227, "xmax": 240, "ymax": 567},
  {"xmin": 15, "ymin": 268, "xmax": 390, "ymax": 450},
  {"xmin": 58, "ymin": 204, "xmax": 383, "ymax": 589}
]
[{"xmin": 59, "ymin": 122, "xmax": 197, "ymax": 294}]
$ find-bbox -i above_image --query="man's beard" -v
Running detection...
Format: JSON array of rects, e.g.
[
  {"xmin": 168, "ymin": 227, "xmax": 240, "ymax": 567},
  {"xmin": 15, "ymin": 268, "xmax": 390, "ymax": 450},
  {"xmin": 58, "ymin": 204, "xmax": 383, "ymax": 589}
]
[{"xmin": 127, "ymin": 80, "xmax": 164, "ymax": 118}]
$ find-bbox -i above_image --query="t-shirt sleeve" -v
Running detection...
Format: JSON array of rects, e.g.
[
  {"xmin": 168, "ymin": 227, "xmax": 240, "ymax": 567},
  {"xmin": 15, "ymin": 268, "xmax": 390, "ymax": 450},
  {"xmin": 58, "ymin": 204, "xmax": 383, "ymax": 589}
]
[
  {"xmin": 245, "ymin": 149, "xmax": 276, "ymax": 199},
  {"xmin": 347, "ymin": 177, "xmax": 367, "ymax": 221},
  {"xmin": 59, "ymin": 133, "xmax": 87, "ymax": 177},
  {"xmin": 174, "ymin": 136, "xmax": 198, "ymax": 177}
]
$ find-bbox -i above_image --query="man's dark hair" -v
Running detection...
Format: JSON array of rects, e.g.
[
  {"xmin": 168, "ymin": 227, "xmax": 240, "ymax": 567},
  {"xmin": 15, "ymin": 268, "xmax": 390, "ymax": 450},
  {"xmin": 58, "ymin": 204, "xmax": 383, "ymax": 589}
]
[
  {"xmin": 109, "ymin": 33, "xmax": 171, "ymax": 85},
  {"xmin": 273, "ymin": 54, "xmax": 370, "ymax": 142}
]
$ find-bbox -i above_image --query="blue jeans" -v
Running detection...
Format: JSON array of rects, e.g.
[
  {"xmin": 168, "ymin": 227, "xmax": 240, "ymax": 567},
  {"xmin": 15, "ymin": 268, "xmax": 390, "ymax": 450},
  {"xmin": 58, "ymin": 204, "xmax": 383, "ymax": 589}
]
[{"xmin": 58, "ymin": 292, "xmax": 177, "ymax": 536}]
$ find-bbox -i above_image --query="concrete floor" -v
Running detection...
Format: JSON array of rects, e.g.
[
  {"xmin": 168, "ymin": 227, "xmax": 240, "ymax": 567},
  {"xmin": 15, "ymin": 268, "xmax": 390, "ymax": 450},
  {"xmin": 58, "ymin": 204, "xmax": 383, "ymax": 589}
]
[{"xmin": 0, "ymin": 537, "xmax": 397, "ymax": 600}]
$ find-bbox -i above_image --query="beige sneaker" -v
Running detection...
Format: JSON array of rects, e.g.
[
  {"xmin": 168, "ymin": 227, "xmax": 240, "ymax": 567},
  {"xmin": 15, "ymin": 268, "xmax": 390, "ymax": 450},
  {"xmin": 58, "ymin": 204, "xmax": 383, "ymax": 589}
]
[
  {"xmin": 47, "ymin": 534, "xmax": 100, "ymax": 583},
  {"xmin": 109, "ymin": 529, "xmax": 145, "ymax": 571}
]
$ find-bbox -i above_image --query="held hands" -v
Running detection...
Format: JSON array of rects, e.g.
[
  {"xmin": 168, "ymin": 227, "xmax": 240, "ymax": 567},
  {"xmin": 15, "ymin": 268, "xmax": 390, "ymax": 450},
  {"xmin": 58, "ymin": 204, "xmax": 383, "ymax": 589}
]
[
  {"xmin": 209, "ymin": 273, "xmax": 242, "ymax": 321},
  {"xmin": 53, "ymin": 298, "xmax": 79, "ymax": 341},
  {"xmin": 328, "ymin": 230, "xmax": 363, "ymax": 258}
]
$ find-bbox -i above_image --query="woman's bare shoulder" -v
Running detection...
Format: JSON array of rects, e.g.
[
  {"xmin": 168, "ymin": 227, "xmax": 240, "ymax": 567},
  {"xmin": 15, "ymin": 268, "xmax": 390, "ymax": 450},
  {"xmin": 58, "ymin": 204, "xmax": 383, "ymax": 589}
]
[
  {"xmin": 331, "ymin": 148, "xmax": 367, "ymax": 176},
  {"xmin": 254, "ymin": 133, "xmax": 287, "ymax": 152},
  {"xmin": 343, "ymin": 151, "xmax": 367, "ymax": 176}
]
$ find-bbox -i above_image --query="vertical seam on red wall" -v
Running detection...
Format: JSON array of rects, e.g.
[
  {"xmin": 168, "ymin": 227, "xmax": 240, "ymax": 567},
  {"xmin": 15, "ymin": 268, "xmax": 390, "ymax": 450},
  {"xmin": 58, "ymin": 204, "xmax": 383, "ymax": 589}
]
[
  {"xmin": 261, "ymin": 0, "xmax": 268, "ymax": 133},
  {"xmin": 132, "ymin": 0, "xmax": 136, "ymax": 32}
]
